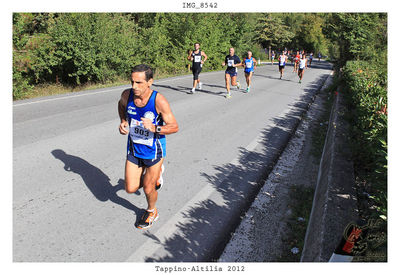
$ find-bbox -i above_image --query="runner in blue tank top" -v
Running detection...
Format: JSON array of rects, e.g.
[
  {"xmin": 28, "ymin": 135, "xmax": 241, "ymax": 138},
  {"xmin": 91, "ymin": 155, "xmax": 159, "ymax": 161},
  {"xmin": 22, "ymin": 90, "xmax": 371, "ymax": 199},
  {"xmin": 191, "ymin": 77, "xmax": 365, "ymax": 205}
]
[
  {"xmin": 118, "ymin": 64, "xmax": 179, "ymax": 229},
  {"xmin": 242, "ymin": 51, "xmax": 257, "ymax": 93}
]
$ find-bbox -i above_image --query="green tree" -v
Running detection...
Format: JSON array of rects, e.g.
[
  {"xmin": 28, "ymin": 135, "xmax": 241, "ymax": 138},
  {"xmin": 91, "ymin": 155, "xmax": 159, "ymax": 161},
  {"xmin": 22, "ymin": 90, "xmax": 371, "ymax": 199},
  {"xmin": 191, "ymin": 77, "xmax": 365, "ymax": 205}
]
[
  {"xmin": 254, "ymin": 14, "xmax": 294, "ymax": 51},
  {"xmin": 13, "ymin": 13, "xmax": 58, "ymax": 98},
  {"xmin": 297, "ymin": 14, "xmax": 328, "ymax": 54},
  {"xmin": 323, "ymin": 13, "xmax": 387, "ymax": 65}
]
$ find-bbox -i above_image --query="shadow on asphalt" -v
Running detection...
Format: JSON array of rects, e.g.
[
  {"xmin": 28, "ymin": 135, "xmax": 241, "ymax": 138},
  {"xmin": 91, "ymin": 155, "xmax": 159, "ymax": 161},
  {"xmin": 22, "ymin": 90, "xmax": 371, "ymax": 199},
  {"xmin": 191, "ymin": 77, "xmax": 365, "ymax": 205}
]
[
  {"xmin": 153, "ymin": 83, "xmax": 227, "ymax": 97},
  {"xmin": 253, "ymin": 74, "xmax": 293, "ymax": 82},
  {"xmin": 140, "ymin": 69, "xmax": 332, "ymax": 262},
  {"xmin": 51, "ymin": 149, "xmax": 143, "ymax": 223},
  {"xmin": 152, "ymin": 84, "xmax": 188, "ymax": 93}
]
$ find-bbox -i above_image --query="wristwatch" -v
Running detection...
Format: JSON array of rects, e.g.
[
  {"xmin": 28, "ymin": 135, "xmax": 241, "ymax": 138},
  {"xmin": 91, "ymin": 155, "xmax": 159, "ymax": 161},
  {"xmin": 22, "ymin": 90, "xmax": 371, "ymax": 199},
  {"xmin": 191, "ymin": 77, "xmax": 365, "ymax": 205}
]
[{"xmin": 156, "ymin": 126, "xmax": 162, "ymax": 133}]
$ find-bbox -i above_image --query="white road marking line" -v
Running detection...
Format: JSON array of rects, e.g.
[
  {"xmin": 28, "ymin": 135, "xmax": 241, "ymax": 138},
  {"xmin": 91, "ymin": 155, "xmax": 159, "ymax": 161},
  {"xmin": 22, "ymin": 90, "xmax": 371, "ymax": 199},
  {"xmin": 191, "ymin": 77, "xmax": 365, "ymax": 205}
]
[
  {"xmin": 13, "ymin": 87, "xmax": 127, "ymax": 107},
  {"xmin": 13, "ymin": 71, "xmax": 223, "ymax": 107}
]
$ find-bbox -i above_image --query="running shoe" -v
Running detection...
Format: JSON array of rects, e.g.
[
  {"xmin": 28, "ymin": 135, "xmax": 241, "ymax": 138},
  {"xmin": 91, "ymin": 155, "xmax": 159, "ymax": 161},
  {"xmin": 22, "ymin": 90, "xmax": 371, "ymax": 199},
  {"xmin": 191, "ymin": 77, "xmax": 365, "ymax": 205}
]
[
  {"xmin": 198, "ymin": 82, "xmax": 203, "ymax": 90},
  {"xmin": 155, "ymin": 164, "xmax": 164, "ymax": 191},
  {"xmin": 236, "ymin": 81, "xmax": 241, "ymax": 90},
  {"xmin": 136, "ymin": 208, "xmax": 159, "ymax": 229},
  {"xmin": 225, "ymin": 93, "xmax": 232, "ymax": 99}
]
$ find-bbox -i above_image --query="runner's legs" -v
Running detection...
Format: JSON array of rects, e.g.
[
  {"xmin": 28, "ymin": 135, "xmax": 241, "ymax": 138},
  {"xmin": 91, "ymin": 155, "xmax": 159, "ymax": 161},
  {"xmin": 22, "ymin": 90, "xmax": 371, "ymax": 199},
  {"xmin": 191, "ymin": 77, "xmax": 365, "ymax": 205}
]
[
  {"xmin": 231, "ymin": 75, "xmax": 238, "ymax": 86},
  {"xmin": 225, "ymin": 73, "xmax": 231, "ymax": 92},
  {"xmin": 246, "ymin": 72, "xmax": 253, "ymax": 87},
  {"xmin": 142, "ymin": 158, "xmax": 163, "ymax": 210},
  {"xmin": 245, "ymin": 73, "xmax": 250, "ymax": 87},
  {"xmin": 124, "ymin": 160, "xmax": 144, "ymax": 193}
]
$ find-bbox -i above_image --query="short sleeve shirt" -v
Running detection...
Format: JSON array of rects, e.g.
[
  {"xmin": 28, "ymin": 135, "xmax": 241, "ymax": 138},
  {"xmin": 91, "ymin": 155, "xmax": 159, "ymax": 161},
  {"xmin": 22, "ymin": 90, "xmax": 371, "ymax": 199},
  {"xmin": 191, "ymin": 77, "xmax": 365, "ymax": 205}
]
[{"xmin": 225, "ymin": 55, "xmax": 241, "ymax": 72}]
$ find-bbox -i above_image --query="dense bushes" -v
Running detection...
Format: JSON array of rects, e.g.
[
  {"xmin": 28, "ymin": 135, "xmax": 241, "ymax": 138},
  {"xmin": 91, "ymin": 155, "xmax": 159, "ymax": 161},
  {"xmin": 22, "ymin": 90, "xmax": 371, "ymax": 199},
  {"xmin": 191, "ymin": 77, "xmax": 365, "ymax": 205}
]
[
  {"xmin": 342, "ymin": 60, "xmax": 387, "ymax": 218},
  {"xmin": 324, "ymin": 13, "xmax": 387, "ymax": 220},
  {"xmin": 13, "ymin": 13, "xmax": 140, "ymax": 98},
  {"xmin": 12, "ymin": 13, "xmax": 267, "ymax": 99}
]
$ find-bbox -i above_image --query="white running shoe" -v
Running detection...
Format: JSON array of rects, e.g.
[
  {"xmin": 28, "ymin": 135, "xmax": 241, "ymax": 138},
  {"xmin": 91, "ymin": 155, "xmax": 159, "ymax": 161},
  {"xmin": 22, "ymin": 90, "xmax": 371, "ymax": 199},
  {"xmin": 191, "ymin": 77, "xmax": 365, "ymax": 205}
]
[
  {"xmin": 198, "ymin": 82, "xmax": 202, "ymax": 90},
  {"xmin": 236, "ymin": 81, "xmax": 241, "ymax": 90}
]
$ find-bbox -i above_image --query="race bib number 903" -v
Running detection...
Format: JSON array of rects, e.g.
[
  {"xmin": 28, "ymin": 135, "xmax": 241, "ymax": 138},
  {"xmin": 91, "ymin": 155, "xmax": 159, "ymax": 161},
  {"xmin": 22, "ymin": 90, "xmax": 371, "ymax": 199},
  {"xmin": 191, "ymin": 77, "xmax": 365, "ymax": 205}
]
[{"xmin": 129, "ymin": 119, "xmax": 154, "ymax": 146}]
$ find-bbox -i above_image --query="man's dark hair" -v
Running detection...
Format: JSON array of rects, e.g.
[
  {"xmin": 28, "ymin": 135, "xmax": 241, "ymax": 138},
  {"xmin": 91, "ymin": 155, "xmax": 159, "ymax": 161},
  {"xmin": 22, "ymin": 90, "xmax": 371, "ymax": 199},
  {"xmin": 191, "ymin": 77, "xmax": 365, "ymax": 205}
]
[{"xmin": 131, "ymin": 64, "xmax": 153, "ymax": 81}]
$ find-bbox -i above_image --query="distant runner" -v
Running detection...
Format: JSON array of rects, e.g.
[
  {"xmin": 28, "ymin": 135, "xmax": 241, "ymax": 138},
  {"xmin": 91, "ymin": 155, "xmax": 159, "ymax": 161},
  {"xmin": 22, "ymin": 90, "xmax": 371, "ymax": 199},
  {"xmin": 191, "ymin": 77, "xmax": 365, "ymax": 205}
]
[
  {"xmin": 298, "ymin": 54, "xmax": 308, "ymax": 83},
  {"xmin": 271, "ymin": 50, "xmax": 275, "ymax": 65},
  {"xmin": 242, "ymin": 51, "xmax": 257, "ymax": 93},
  {"xmin": 187, "ymin": 43, "xmax": 208, "ymax": 94},
  {"xmin": 309, "ymin": 52, "xmax": 313, "ymax": 66},
  {"xmin": 293, "ymin": 51, "xmax": 300, "ymax": 73},
  {"xmin": 222, "ymin": 47, "xmax": 241, "ymax": 98},
  {"xmin": 289, "ymin": 51, "xmax": 294, "ymax": 64},
  {"xmin": 118, "ymin": 64, "xmax": 179, "ymax": 229},
  {"xmin": 278, "ymin": 51, "xmax": 288, "ymax": 79}
]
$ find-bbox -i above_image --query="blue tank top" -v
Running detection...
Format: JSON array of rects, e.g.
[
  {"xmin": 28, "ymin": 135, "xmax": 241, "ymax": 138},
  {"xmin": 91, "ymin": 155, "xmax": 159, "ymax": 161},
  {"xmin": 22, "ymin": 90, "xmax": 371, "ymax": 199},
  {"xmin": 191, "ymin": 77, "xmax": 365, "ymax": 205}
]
[
  {"xmin": 244, "ymin": 58, "xmax": 254, "ymax": 73},
  {"xmin": 126, "ymin": 90, "xmax": 166, "ymax": 159}
]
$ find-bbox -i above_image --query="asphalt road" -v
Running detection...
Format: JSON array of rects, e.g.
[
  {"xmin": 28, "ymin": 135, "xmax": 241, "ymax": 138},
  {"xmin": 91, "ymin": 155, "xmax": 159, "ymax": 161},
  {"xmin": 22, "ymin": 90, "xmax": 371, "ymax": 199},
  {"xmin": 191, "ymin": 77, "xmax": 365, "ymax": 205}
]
[{"xmin": 13, "ymin": 61, "xmax": 332, "ymax": 262}]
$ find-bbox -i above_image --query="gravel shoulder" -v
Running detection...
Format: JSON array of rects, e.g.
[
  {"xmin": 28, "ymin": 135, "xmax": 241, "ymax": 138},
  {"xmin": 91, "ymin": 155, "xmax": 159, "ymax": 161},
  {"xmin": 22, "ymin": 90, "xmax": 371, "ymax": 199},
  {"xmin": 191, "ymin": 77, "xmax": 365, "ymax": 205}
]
[{"xmin": 219, "ymin": 73, "xmax": 333, "ymax": 262}]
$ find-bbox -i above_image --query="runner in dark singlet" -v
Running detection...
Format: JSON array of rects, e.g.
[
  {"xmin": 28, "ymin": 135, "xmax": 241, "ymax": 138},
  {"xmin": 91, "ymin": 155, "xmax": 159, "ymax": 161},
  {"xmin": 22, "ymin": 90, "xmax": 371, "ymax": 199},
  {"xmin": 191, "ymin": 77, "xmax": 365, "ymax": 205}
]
[{"xmin": 187, "ymin": 43, "xmax": 207, "ymax": 94}]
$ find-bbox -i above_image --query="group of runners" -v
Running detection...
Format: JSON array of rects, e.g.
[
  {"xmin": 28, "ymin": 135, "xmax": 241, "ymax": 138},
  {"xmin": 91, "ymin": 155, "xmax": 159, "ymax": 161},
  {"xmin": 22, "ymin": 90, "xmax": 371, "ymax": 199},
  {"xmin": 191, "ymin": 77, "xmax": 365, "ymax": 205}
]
[
  {"xmin": 188, "ymin": 43, "xmax": 313, "ymax": 98},
  {"xmin": 278, "ymin": 50, "xmax": 309, "ymax": 84},
  {"xmin": 187, "ymin": 44, "xmax": 256, "ymax": 98},
  {"xmin": 117, "ymin": 43, "xmax": 317, "ymax": 230}
]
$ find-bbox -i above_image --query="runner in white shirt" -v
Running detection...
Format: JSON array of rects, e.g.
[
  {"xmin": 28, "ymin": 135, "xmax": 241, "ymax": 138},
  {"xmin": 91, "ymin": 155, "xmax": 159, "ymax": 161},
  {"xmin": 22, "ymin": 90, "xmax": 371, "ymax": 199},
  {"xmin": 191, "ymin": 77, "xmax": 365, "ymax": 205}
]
[
  {"xmin": 298, "ymin": 54, "xmax": 308, "ymax": 84},
  {"xmin": 278, "ymin": 51, "xmax": 288, "ymax": 79}
]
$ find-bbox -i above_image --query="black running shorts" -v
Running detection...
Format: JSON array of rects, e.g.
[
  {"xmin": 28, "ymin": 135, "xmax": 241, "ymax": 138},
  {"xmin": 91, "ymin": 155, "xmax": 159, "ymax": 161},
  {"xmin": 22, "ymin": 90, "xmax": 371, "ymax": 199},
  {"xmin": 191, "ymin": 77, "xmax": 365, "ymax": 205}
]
[{"xmin": 192, "ymin": 66, "xmax": 202, "ymax": 80}]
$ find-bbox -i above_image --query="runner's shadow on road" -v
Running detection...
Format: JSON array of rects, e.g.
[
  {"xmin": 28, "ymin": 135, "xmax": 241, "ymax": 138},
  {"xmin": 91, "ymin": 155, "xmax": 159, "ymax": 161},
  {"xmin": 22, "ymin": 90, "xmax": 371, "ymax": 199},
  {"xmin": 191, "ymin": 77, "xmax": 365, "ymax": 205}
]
[
  {"xmin": 195, "ymin": 84, "xmax": 230, "ymax": 97},
  {"xmin": 152, "ymin": 84, "xmax": 188, "ymax": 94},
  {"xmin": 154, "ymin": 83, "xmax": 227, "ymax": 97},
  {"xmin": 253, "ymin": 74, "xmax": 293, "ymax": 82},
  {"xmin": 51, "ymin": 149, "xmax": 142, "ymax": 219}
]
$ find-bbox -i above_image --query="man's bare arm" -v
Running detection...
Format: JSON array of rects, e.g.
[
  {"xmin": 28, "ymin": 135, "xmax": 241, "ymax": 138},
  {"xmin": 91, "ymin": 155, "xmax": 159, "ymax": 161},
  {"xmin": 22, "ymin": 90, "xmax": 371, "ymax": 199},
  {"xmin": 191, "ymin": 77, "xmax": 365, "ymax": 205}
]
[{"xmin": 154, "ymin": 93, "xmax": 179, "ymax": 135}]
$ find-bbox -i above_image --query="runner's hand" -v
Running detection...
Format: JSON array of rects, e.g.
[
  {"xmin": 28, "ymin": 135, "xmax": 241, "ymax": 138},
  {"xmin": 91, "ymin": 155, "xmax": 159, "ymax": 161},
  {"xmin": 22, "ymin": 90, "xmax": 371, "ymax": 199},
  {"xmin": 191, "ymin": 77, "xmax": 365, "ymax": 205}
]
[
  {"xmin": 141, "ymin": 118, "xmax": 155, "ymax": 132},
  {"xmin": 119, "ymin": 120, "xmax": 129, "ymax": 135}
]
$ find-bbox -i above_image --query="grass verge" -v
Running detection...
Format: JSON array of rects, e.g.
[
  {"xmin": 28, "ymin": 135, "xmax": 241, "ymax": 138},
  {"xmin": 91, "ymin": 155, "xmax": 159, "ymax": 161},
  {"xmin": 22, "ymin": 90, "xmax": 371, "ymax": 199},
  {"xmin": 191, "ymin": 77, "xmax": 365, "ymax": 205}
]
[{"xmin": 277, "ymin": 185, "xmax": 315, "ymax": 261}]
